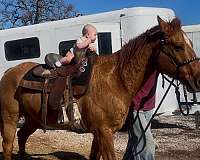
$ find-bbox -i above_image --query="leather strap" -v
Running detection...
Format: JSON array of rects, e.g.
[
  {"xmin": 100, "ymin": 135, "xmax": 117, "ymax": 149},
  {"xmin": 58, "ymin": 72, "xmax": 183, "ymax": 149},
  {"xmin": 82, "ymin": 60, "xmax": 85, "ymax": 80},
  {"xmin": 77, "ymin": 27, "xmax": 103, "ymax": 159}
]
[{"xmin": 42, "ymin": 79, "xmax": 49, "ymax": 132}]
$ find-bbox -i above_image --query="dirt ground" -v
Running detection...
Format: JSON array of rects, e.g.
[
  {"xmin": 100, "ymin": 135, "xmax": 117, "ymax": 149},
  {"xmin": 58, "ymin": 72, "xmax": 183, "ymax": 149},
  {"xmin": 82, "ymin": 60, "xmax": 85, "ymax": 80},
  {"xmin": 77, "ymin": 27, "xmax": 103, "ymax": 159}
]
[{"xmin": 0, "ymin": 115, "xmax": 200, "ymax": 160}]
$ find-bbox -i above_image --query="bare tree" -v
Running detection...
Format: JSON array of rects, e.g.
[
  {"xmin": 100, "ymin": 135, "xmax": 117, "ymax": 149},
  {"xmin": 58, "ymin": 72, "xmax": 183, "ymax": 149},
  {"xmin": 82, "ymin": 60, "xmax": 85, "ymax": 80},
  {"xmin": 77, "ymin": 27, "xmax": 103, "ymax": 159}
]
[{"xmin": 0, "ymin": 0, "xmax": 78, "ymax": 29}]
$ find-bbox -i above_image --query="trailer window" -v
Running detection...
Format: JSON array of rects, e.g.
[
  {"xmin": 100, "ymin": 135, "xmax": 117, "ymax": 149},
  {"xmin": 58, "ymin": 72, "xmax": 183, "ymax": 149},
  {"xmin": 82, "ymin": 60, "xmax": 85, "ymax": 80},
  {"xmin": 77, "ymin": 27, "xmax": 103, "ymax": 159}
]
[
  {"xmin": 98, "ymin": 32, "xmax": 112, "ymax": 55},
  {"xmin": 4, "ymin": 37, "xmax": 40, "ymax": 61},
  {"xmin": 59, "ymin": 40, "xmax": 76, "ymax": 56}
]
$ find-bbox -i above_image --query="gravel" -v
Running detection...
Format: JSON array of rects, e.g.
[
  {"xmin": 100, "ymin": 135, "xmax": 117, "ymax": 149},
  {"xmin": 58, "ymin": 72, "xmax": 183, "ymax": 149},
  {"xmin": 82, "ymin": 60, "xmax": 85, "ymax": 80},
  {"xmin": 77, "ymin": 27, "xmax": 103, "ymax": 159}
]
[{"xmin": 0, "ymin": 115, "xmax": 200, "ymax": 159}]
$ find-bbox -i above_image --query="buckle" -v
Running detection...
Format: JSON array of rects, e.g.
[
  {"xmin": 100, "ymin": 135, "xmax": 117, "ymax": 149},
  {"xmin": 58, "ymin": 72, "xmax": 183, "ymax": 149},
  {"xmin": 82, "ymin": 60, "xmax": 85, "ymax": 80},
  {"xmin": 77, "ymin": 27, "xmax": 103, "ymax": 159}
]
[
  {"xmin": 81, "ymin": 58, "xmax": 88, "ymax": 66},
  {"xmin": 79, "ymin": 66, "xmax": 85, "ymax": 72}
]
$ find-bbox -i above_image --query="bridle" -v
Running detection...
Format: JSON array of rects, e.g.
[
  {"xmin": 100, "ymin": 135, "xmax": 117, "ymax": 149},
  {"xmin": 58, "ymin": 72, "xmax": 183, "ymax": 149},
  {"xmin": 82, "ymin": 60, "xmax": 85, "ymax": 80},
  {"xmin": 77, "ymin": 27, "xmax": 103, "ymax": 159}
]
[
  {"xmin": 159, "ymin": 37, "xmax": 200, "ymax": 78},
  {"xmin": 130, "ymin": 33, "xmax": 200, "ymax": 158},
  {"xmin": 158, "ymin": 36, "xmax": 200, "ymax": 116}
]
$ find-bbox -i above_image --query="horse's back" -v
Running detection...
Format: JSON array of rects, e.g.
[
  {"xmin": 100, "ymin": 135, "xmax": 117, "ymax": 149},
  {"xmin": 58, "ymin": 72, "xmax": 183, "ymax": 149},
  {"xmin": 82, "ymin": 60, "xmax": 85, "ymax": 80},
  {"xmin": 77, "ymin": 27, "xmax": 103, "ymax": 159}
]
[
  {"xmin": 0, "ymin": 62, "xmax": 38, "ymax": 103},
  {"xmin": 1, "ymin": 62, "xmax": 38, "ymax": 86}
]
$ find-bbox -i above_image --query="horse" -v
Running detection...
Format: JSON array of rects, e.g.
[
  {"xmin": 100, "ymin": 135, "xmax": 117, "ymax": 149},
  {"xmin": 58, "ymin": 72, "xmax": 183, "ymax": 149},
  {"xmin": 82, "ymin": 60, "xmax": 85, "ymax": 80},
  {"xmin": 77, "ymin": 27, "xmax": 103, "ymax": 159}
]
[{"xmin": 1, "ymin": 16, "xmax": 200, "ymax": 160}]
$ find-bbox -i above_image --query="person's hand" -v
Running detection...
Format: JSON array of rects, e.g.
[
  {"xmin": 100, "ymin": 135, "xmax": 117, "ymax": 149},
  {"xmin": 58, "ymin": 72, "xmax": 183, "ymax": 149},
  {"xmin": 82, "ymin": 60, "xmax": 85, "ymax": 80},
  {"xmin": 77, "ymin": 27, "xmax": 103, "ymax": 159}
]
[
  {"xmin": 60, "ymin": 51, "xmax": 74, "ymax": 64},
  {"xmin": 66, "ymin": 51, "xmax": 75, "ymax": 63},
  {"xmin": 88, "ymin": 46, "xmax": 96, "ymax": 52},
  {"xmin": 86, "ymin": 37, "xmax": 92, "ymax": 44}
]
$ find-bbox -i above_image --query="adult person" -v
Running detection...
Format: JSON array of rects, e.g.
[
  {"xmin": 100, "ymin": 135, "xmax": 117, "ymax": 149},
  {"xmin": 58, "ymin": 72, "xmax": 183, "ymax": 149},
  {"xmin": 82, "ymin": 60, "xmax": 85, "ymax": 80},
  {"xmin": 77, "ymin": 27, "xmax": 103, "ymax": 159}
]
[{"xmin": 123, "ymin": 70, "xmax": 158, "ymax": 160}]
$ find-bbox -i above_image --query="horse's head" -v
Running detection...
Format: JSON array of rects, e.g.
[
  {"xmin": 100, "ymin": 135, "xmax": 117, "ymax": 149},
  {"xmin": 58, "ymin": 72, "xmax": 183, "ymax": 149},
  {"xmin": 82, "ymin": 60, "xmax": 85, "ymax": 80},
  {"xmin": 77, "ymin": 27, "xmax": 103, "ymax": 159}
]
[{"xmin": 155, "ymin": 16, "xmax": 200, "ymax": 92}]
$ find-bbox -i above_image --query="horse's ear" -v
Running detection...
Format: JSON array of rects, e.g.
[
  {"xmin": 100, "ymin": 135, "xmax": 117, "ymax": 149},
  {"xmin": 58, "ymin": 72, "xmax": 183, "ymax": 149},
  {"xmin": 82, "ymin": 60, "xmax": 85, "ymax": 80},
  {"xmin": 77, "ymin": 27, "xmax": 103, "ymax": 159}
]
[
  {"xmin": 157, "ymin": 16, "xmax": 170, "ymax": 33},
  {"xmin": 170, "ymin": 17, "xmax": 181, "ymax": 31}
]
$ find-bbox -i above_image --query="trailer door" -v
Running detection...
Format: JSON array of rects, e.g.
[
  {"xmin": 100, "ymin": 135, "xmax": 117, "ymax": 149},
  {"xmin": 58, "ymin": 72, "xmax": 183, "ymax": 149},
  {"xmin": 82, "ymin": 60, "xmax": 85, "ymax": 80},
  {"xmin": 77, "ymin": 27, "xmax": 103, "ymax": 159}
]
[{"xmin": 94, "ymin": 23, "xmax": 121, "ymax": 55}]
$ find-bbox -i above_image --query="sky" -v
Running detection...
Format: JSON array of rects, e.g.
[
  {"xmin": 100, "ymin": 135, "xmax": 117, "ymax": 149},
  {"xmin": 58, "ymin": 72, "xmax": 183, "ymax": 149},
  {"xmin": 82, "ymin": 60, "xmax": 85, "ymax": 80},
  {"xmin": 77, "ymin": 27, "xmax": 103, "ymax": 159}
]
[{"xmin": 66, "ymin": 0, "xmax": 199, "ymax": 26}]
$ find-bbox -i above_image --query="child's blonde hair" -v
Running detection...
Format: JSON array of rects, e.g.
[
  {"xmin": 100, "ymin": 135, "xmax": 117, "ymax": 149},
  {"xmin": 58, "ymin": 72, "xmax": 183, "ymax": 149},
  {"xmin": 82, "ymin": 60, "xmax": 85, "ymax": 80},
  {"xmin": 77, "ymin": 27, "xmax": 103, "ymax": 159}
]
[{"xmin": 82, "ymin": 24, "xmax": 96, "ymax": 36}]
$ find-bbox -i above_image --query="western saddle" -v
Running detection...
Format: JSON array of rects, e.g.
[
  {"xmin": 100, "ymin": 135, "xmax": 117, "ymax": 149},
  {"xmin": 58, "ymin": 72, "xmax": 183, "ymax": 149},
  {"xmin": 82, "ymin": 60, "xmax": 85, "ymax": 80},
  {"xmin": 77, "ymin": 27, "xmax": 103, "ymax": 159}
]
[{"xmin": 19, "ymin": 52, "xmax": 95, "ymax": 132}]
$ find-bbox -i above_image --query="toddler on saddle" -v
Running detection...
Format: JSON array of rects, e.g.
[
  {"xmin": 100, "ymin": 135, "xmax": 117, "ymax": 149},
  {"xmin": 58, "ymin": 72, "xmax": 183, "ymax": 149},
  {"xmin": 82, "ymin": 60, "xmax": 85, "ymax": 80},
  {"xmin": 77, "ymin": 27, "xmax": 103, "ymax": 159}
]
[
  {"xmin": 55, "ymin": 24, "xmax": 97, "ymax": 67},
  {"xmin": 42, "ymin": 24, "xmax": 97, "ymax": 76}
]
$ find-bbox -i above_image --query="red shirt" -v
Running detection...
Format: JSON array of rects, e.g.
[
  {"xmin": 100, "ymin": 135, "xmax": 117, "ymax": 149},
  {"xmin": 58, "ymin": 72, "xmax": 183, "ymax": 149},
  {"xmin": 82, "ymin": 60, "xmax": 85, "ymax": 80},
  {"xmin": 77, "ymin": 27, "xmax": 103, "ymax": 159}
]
[{"xmin": 133, "ymin": 70, "xmax": 158, "ymax": 111}]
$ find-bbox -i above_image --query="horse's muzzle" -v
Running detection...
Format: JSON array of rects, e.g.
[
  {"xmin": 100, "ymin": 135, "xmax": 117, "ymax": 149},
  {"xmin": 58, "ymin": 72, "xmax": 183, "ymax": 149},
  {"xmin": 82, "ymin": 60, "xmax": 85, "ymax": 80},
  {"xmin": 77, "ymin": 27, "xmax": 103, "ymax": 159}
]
[{"xmin": 185, "ymin": 77, "xmax": 200, "ymax": 93}]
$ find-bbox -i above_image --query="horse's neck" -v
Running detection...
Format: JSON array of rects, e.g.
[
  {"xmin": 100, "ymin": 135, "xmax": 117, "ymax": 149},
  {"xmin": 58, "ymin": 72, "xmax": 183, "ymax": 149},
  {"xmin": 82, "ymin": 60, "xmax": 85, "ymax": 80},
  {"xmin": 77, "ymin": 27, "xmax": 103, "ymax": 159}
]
[
  {"xmin": 91, "ymin": 43, "xmax": 156, "ymax": 98},
  {"xmin": 119, "ymin": 44, "xmax": 155, "ymax": 96}
]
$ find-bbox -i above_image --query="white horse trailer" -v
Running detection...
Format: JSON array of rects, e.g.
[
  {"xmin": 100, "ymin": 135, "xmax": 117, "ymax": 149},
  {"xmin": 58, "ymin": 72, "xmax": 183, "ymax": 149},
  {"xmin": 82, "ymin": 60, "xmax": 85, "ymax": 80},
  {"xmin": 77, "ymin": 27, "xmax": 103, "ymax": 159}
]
[{"xmin": 0, "ymin": 7, "xmax": 180, "ymax": 114}]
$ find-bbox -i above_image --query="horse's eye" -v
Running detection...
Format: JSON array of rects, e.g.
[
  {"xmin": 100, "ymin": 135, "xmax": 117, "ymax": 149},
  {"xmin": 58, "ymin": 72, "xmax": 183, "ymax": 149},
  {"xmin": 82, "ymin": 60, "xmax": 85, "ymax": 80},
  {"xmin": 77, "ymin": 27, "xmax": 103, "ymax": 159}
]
[{"xmin": 174, "ymin": 44, "xmax": 184, "ymax": 52}]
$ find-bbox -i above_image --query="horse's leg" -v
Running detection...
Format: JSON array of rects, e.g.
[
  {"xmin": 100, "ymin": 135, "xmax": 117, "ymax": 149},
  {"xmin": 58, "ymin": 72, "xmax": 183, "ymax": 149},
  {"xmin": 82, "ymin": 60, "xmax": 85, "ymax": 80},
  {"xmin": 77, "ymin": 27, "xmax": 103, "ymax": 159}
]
[
  {"xmin": 98, "ymin": 127, "xmax": 116, "ymax": 160},
  {"xmin": 1, "ymin": 113, "xmax": 18, "ymax": 160},
  {"xmin": 17, "ymin": 116, "xmax": 39, "ymax": 159},
  {"xmin": 89, "ymin": 134, "xmax": 101, "ymax": 160}
]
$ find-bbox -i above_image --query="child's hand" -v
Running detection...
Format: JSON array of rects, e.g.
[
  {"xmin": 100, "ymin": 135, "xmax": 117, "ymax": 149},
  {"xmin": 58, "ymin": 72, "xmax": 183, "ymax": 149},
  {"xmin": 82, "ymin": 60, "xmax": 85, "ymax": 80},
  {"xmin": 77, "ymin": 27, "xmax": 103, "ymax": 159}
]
[
  {"xmin": 66, "ymin": 52, "xmax": 75, "ymax": 63},
  {"xmin": 86, "ymin": 37, "xmax": 92, "ymax": 44},
  {"xmin": 60, "ymin": 51, "xmax": 74, "ymax": 64},
  {"xmin": 88, "ymin": 46, "xmax": 96, "ymax": 52}
]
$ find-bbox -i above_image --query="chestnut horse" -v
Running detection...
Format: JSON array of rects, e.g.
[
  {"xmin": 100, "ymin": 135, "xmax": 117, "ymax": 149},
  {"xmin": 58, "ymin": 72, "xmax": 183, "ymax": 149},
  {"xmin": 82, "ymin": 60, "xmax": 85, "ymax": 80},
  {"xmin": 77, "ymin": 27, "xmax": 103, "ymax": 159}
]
[{"xmin": 1, "ymin": 16, "xmax": 200, "ymax": 160}]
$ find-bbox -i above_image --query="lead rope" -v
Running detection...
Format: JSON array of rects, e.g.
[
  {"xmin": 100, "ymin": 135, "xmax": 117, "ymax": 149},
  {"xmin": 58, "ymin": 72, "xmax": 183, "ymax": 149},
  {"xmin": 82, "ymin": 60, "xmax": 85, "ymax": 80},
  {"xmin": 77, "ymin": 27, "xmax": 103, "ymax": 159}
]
[
  {"xmin": 175, "ymin": 82, "xmax": 190, "ymax": 116},
  {"xmin": 161, "ymin": 74, "xmax": 190, "ymax": 116},
  {"xmin": 132, "ymin": 77, "xmax": 175, "ymax": 157}
]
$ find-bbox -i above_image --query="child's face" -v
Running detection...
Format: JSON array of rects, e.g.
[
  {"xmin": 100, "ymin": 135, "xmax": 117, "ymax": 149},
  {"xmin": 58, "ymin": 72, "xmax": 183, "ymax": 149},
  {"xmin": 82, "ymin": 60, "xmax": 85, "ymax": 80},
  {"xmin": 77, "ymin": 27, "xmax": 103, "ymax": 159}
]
[{"xmin": 87, "ymin": 27, "xmax": 97, "ymax": 42}]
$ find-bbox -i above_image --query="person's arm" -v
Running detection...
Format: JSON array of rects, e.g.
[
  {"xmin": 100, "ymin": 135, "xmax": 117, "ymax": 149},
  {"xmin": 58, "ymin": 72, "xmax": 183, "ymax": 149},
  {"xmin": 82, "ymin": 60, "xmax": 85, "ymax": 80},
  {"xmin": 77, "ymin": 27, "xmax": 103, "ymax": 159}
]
[
  {"xmin": 76, "ymin": 38, "xmax": 91, "ymax": 49},
  {"xmin": 60, "ymin": 51, "xmax": 74, "ymax": 64},
  {"xmin": 88, "ymin": 43, "xmax": 97, "ymax": 52}
]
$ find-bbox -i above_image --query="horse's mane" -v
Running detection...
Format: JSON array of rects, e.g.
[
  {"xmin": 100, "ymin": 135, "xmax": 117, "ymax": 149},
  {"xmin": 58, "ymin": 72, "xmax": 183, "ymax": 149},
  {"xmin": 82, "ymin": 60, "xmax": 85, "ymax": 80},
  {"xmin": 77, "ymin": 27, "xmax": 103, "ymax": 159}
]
[
  {"xmin": 94, "ymin": 17, "xmax": 181, "ymax": 75},
  {"xmin": 117, "ymin": 17, "xmax": 181, "ymax": 73},
  {"xmin": 116, "ymin": 25, "xmax": 161, "ymax": 73}
]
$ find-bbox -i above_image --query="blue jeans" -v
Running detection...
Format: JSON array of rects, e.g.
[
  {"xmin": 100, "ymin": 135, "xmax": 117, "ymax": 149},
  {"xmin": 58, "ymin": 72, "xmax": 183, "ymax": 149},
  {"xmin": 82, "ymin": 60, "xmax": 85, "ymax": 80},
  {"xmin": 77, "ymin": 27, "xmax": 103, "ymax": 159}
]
[{"xmin": 123, "ymin": 110, "xmax": 155, "ymax": 160}]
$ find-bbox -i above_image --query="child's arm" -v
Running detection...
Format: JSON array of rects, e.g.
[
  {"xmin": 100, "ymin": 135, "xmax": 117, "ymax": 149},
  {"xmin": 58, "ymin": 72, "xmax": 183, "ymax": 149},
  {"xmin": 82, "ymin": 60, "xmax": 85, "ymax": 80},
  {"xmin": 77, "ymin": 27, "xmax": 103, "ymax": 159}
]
[
  {"xmin": 76, "ymin": 38, "xmax": 91, "ymax": 49},
  {"xmin": 60, "ymin": 51, "xmax": 74, "ymax": 64},
  {"xmin": 88, "ymin": 45, "xmax": 96, "ymax": 52}
]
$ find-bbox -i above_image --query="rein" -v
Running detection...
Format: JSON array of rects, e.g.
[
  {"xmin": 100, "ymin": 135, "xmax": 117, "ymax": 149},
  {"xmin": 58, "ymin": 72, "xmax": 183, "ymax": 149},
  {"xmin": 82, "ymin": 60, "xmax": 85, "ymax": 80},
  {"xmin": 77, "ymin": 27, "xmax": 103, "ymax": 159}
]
[
  {"xmin": 160, "ymin": 38, "xmax": 199, "ymax": 114},
  {"xmin": 132, "ymin": 77, "xmax": 175, "ymax": 156},
  {"xmin": 130, "ymin": 37, "xmax": 200, "ymax": 157},
  {"xmin": 163, "ymin": 75, "xmax": 191, "ymax": 116},
  {"xmin": 159, "ymin": 36, "xmax": 200, "ymax": 115},
  {"xmin": 174, "ymin": 79, "xmax": 191, "ymax": 116}
]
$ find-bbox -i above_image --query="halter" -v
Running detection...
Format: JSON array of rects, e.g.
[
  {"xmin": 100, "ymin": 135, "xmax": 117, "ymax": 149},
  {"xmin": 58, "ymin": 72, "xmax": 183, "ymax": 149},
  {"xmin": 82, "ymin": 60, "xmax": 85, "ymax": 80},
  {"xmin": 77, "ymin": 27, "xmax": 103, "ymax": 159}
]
[{"xmin": 159, "ymin": 38, "xmax": 200, "ymax": 78}]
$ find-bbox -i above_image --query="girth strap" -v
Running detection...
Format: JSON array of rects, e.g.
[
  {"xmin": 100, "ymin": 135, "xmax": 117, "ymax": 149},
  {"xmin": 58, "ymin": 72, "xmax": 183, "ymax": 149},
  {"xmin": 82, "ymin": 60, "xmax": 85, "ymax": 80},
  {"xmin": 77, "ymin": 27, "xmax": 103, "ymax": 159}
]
[{"xmin": 42, "ymin": 78, "xmax": 49, "ymax": 132}]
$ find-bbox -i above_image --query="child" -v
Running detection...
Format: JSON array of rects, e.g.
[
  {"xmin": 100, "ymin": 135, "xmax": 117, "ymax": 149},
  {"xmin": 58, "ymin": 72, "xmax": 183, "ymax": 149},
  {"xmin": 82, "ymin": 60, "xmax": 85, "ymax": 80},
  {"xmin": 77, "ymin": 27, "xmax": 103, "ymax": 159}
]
[
  {"xmin": 55, "ymin": 24, "xmax": 97, "ymax": 67},
  {"xmin": 52, "ymin": 24, "xmax": 97, "ymax": 125}
]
